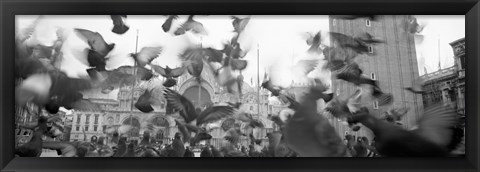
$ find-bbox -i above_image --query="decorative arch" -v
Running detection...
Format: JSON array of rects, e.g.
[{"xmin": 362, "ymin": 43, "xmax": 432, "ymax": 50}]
[
  {"xmin": 178, "ymin": 77, "xmax": 215, "ymax": 99},
  {"xmin": 121, "ymin": 116, "xmax": 141, "ymax": 137},
  {"xmin": 147, "ymin": 115, "xmax": 170, "ymax": 127},
  {"xmin": 182, "ymin": 86, "xmax": 213, "ymax": 108}
]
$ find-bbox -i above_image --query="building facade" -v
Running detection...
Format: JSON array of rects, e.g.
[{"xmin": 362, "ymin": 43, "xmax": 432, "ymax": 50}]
[
  {"xmin": 421, "ymin": 38, "xmax": 465, "ymax": 115},
  {"xmin": 69, "ymin": 61, "xmax": 276, "ymax": 148},
  {"xmin": 421, "ymin": 66, "xmax": 458, "ymax": 107},
  {"xmin": 328, "ymin": 15, "xmax": 424, "ymax": 139},
  {"xmin": 449, "ymin": 38, "xmax": 465, "ymax": 115}
]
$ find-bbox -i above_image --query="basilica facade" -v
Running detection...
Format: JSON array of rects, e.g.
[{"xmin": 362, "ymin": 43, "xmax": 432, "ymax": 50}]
[{"xmin": 68, "ymin": 61, "xmax": 283, "ymax": 148}]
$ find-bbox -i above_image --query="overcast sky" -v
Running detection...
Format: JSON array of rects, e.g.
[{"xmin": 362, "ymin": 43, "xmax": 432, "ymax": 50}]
[{"xmin": 16, "ymin": 15, "xmax": 464, "ymax": 90}]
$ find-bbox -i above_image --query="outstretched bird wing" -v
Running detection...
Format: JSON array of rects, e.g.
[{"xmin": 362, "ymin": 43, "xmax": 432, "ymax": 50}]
[
  {"xmin": 196, "ymin": 106, "xmax": 236, "ymax": 126},
  {"xmin": 170, "ymin": 66, "xmax": 187, "ymax": 78},
  {"xmin": 414, "ymin": 103, "xmax": 459, "ymax": 147},
  {"xmin": 150, "ymin": 65, "xmax": 167, "ymax": 77},
  {"xmin": 175, "ymin": 119, "xmax": 192, "ymax": 144},
  {"xmin": 74, "ymin": 28, "xmax": 114, "ymax": 55},
  {"xmin": 230, "ymin": 59, "xmax": 248, "ymax": 71},
  {"xmin": 134, "ymin": 46, "xmax": 163, "ymax": 67},
  {"xmin": 291, "ymin": 59, "xmax": 319, "ymax": 78},
  {"xmin": 163, "ymin": 88, "xmax": 197, "ymax": 123}
]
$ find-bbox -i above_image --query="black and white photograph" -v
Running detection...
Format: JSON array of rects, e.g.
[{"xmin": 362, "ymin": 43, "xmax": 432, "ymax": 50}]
[{"xmin": 14, "ymin": 15, "xmax": 465, "ymax": 157}]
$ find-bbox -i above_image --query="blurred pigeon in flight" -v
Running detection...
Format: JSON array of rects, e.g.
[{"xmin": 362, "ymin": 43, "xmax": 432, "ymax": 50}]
[{"xmin": 110, "ymin": 15, "xmax": 130, "ymax": 34}]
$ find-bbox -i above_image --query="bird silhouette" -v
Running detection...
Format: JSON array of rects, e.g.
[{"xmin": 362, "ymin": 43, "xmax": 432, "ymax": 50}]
[
  {"xmin": 174, "ymin": 15, "xmax": 207, "ymax": 36},
  {"xmin": 163, "ymin": 88, "xmax": 235, "ymax": 127},
  {"xmin": 334, "ymin": 62, "xmax": 393, "ymax": 106},
  {"xmin": 329, "ymin": 32, "xmax": 383, "ymax": 55},
  {"xmin": 87, "ymin": 65, "xmax": 153, "ymax": 94},
  {"xmin": 130, "ymin": 46, "xmax": 163, "ymax": 67},
  {"xmin": 110, "ymin": 15, "xmax": 130, "ymax": 34},
  {"xmin": 150, "ymin": 65, "xmax": 186, "ymax": 87},
  {"xmin": 404, "ymin": 16, "xmax": 425, "ymax": 34},
  {"xmin": 231, "ymin": 16, "xmax": 250, "ymax": 33},
  {"xmin": 303, "ymin": 31, "xmax": 322, "ymax": 54},
  {"xmin": 283, "ymin": 86, "xmax": 350, "ymax": 157},
  {"xmin": 162, "ymin": 15, "xmax": 178, "ymax": 32},
  {"xmin": 74, "ymin": 28, "xmax": 115, "ymax": 71},
  {"xmin": 347, "ymin": 103, "xmax": 461, "ymax": 157},
  {"xmin": 15, "ymin": 70, "xmax": 99, "ymax": 114}
]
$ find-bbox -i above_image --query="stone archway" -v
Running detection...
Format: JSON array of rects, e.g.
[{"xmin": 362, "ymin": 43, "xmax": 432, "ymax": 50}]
[
  {"xmin": 122, "ymin": 116, "xmax": 141, "ymax": 137},
  {"xmin": 182, "ymin": 86, "xmax": 213, "ymax": 108},
  {"xmin": 149, "ymin": 116, "xmax": 170, "ymax": 140}
]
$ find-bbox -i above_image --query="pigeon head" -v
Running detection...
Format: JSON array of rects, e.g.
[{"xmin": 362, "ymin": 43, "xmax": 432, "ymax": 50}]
[{"xmin": 174, "ymin": 132, "xmax": 182, "ymax": 139}]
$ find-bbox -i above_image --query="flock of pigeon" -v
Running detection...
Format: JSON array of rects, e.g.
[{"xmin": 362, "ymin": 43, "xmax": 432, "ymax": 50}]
[{"xmin": 14, "ymin": 15, "xmax": 464, "ymax": 157}]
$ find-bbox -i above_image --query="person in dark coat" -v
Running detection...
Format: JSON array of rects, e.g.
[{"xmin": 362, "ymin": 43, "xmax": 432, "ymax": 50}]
[
  {"xmin": 200, "ymin": 146, "xmax": 213, "ymax": 157},
  {"xmin": 171, "ymin": 132, "xmax": 186, "ymax": 157},
  {"xmin": 184, "ymin": 146, "xmax": 195, "ymax": 157}
]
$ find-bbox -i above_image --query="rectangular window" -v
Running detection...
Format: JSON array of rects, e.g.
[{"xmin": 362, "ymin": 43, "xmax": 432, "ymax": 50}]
[
  {"xmin": 76, "ymin": 126, "xmax": 80, "ymax": 131},
  {"xmin": 75, "ymin": 135, "xmax": 78, "ymax": 138},
  {"xmin": 94, "ymin": 115, "xmax": 99, "ymax": 124},
  {"xmin": 85, "ymin": 126, "xmax": 89, "ymax": 131},
  {"xmin": 85, "ymin": 114, "xmax": 90, "ymax": 124},
  {"xmin": 333, "ymin": 19, "xmax": 336, "ymax": 26},
  {"xmin": 371, "ymin": 73, "xmax": 376, "ymax": 80},
  {"xmin": 250, "ymin": 106, "xmax": 253, "ymax": 111},
  {"xmin": 368, "ymin": 46, "xmax": 374, "ymax": 53},
  {"xmin": 94, "ymin": 126, "xmax": 98, "ymax": 131},
  {"xmin": 76, "ymin": 115, "xmax": 81, "ymax": 124},
  {"xmin": 373, "ymin": 101, "xmax": 379, "ymax": 109},
  {"xmin": 366, "ymin": 19, "xmax": 371, "ymax": 27}
]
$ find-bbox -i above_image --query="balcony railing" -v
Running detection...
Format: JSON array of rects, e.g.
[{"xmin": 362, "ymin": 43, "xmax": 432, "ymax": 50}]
[{"xmin": 421, "ymin": 66, "xmax": 457, "ymax": 81}]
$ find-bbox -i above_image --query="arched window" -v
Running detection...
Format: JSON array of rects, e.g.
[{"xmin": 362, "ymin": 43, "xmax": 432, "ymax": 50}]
[{"xmin": 122, "ymin": 117, "xmax": 141, "ymax": 137}]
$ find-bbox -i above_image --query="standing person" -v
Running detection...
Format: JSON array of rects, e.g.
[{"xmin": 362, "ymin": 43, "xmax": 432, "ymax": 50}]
[
  {"xmin": 241, "ymin": 146, "xmax": 248, "ymax": 156},
  {"xmin": 170, "ymin": 133, "xmax": 186, "ymax": 157},
  {"xmin": 248, "ymin": 144, "xmax": 260, "ymax": 157},
  {"xmin": 200, "ymin": 146, "xmax": 213, "ymax": 157},
  {"xmin": 184, "ymin": 146, "xmax": 195, "ymax": 157},
  {"xmin": 210, "ymin": 145, "xmax": 223, "ymax": 157}
]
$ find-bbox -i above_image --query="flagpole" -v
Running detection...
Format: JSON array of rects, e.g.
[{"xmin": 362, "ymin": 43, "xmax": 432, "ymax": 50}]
[
  {"xmin": 438, "ymin": 35, "xmax": 441, "ymax": 71},
  {"xmin": 128, "ymin": 29, "xmax": 139, "ymax": 137},
  {"xmin": 257, "ymin": 44, "xmax": 260, "ymax": 119},
  {"xmin": 198, "ymin": 36, "xmax": 202, "ymax": 109}
]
